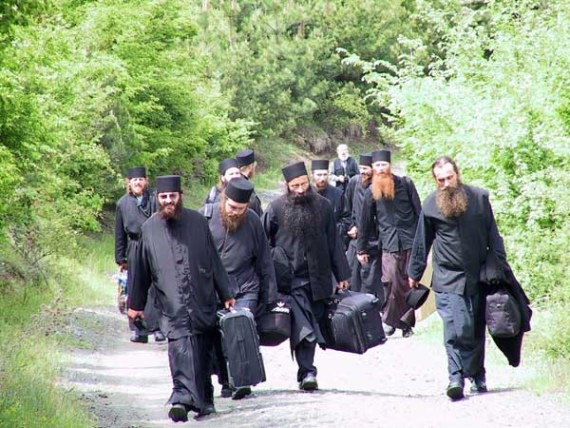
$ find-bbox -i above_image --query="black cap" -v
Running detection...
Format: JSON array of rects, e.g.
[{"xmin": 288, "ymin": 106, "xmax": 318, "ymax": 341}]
[
  {"xmin": 219, "ymin": 158, "xmax": 239, "ymax": 175},
  {"xmin": 405, "ymin": 284, "xmax": 431, "ymax": 310},
  {"xmin": 225, "ymin": 177, "xmax": 254, "ymax": 203},
  {"xmin": 156, "ymin": 175, "xmax": 182, "ymax": 193},
  {"xmin": 236, "ymin": 149, "xmax": 255, "ymax": 167},
  {"xmin": 127, "ymin": 166, "xmax": 146, "ymax": 178},
  {"xmin": 282, "ymin": 161, "xmax": 308, "ymax": 182},
  {"xmin": 372, "ymin": 150, "xmax": 391, "ymax": 163},
  {"xmin": 359, "ymin": 154, "xmax": 372, "ymax": 167},
  {"xmin": 311, "ymin": 160, "xmax": 329, "ymax": 171}
]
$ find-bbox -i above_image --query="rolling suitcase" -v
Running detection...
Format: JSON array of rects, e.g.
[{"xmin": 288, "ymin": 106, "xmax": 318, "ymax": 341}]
[
  {"xmin": 321, "ymin": 290, "xmax": 386, "ymax": 354},
  {"xmin": 217, "ymin": 308, "xmax": 266, "ymax": 388}
]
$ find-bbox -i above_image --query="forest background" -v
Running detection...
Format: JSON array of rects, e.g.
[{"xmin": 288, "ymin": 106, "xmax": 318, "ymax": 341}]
[{"xmin": 1, "ymin": 0, "xmax": 569, "ymax": 426}]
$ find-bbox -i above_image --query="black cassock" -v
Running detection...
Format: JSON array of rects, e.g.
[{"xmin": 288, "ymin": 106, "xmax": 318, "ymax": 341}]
[
  {"xmin": 114, "ymin": 189, "xmax": 160, "ymax": 333},
  {"xmin": 129, "ymin": 208, "xmax": 233, "ymax": 411},
  {"xmin": 317, "ymin": 184, "xmax": 352, "ymax": 248},
  {"xmin": 262, "ymin": 193, "xmax": 350, "ymax": 382}
]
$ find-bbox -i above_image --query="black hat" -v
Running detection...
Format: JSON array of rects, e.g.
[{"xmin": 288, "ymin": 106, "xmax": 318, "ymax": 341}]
[
  {"xmin": 236, "ymin": 149, "xmax": 255, "ymax": 167},
  {"xmin": 127, "ymin": 166, "xmax": 146, "ymax": 178},
  {"xmin": 156, "ymin": 175, "xmax": 182, "ymax": 193},
  {"xmin": 219, "ymin": 158, "xmax": 239, "ymax": 175},
  {"xmin": 225, "ymin": 177, "xmax": 253, "ymax": 203},
  {"xmin": 372, "ymin": 150, "xmax": 391, "ymax": 163},
  {"xmin": 282, "ymin": 161, "xmax": 308, "ymax": 182},
  {"xmin": 311, "ymin": 159, "xmax": 329, "ymax": 171},
  {"xmin": 359, "ymin": 154, "xmax": 372, "ymax": 167},
  {"xmin": 405, "ymin": 284, "xmax": 431, "ymax": 310}
]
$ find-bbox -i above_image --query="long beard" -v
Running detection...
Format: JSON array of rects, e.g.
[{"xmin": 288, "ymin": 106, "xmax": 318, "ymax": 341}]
[
  {"xmin": 159, "ymin": 198, "xmax": 183, "ymax": 221},
  {"xmin": 283, "ymin": 187, "xmax": 320, "ymax": 240},
  {"xmin": 371, "ymin": 172, "xmax": 395, "ymax": 200},
  {"xmin": 436, "ymin": 185, "xmax": 468, "ymax": 218},
  {"xmin": 220, "ymin": 203, "xmax": 247, "ymax": 233}
]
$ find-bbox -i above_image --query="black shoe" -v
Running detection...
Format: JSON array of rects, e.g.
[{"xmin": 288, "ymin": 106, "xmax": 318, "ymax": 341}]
[
  {"xmin": 384, "ymin": 324, "xmax": 396, "ymax": 336},
  {"xmin": 299, "ymin": 373, "xmax": 318, "ymax": 392},
  {"xmin": 402, "ymin": 327, "xmax": 414, "ymax": 338},
  {"xmin": 154, "ymin": 331, "xmax": 166, "ymax": 342},
  {"xmin": 232, "ymin": 386, "xmax": 252, "ymax": 400},
  {"xmin": 446, "ymin": 381, "xmax": 465, "ymax": 401},
  {"xmin": 168, "ymin": 404, "xmax": 188, "ymax": 423},
  {"xmin": 469, "ymin": 377, "xmax": 488, "ymax": 393},
  {"xmin": 196, "ymin": 404, "xmax": 216, "ymax": 418},
  {"xmin": 220, "ymin": 383, "xmax": 233, "ymax": 398},
  {"xmin": 130, "ymin": 333, "xmax": 148, "ymax": 343}
]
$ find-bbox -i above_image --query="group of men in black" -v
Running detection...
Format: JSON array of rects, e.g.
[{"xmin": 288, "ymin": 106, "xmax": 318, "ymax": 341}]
[{"xmin": 115, "ymin": 143, "xmax": 513, "ymax": 422}]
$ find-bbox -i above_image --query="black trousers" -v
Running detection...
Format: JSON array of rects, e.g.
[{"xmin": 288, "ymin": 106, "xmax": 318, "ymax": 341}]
[
  {"xmin": 168, "ymin": 333, "xmax": 215, "ymax": 411},
  {"xmin": 435, "ymin": 290, "xmax": 486, "ymax": 383}
]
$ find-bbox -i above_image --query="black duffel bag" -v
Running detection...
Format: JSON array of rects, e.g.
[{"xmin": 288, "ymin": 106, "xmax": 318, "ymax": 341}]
[
  {"xmin": 485, "ymin": 287, "xmax": 521, "ymax": 338},
  {"xmin": 256, "ymin": 297, "xmax": 291, "ymax": 347}
]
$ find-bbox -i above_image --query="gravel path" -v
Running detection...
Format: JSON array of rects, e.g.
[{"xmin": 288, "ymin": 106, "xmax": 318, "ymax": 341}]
[{"xmin": 60, "ymin": 305, "xmax": 570, "ymax": 428}]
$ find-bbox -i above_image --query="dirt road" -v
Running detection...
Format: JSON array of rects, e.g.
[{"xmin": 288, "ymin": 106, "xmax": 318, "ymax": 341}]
[{"xmin": 61, "ymin": 305, "xmax": 570, "ymax": 428}]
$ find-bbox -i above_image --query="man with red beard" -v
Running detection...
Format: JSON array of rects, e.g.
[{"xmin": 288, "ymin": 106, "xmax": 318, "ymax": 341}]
[
  {"xmin": 262, "ymin": 161, "xmax": 350, "ymax": 391},
  {"xmin": 128, "ymin": 175, "xmax": 235, "ymax": 422},
  {"xmin": 204, "ymin": 177, "xmax": 278, "ymax": 399},
  {"xmin": 114, "ymin": 166, "xmax": 164, "ymax": 343},
  {"xmin": 408, "ymin": 156, "xmax": 507, "ymax": 401},
  {"xmin": 203, "ymin": 158, "xmax": 242, "ymax": 205},
  {"xmin": 357, "ymin": 150, "xmax": 422, "ymax": 338},
  {"xmin": 344, "ymin": 154, "xmax": 384, "ymax": 303},
  {"xmin": 311, "ymin": 159, "xmax": 351, "ymax": 247}
]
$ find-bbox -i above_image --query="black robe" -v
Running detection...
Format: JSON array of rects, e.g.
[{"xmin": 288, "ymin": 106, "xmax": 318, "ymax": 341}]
[
  {"xmin": 129, "ymin": 208, "xmax": 233, "ymax": 339},
  {"xmin": 331, "ymin": 156, "xmax": 359, "ymax": 190},
  {"xmin": 207, "ymin": 204, "xmax": 278, "ymax": 310},
  {"xmin": 317, "ymin": 184, "xmax": 352, "ymax": 246}
]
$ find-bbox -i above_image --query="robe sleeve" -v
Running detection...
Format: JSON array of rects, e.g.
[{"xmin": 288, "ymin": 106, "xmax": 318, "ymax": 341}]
[
  {"xmin": 249, "ymin": 193, "xmax": 263, "ymax": 217},
  {"xmin": 356, "ymin": 189, "xmax": 376, "ymax": 253},
  {"xmin": 407, "ymin": 178, "xmax": 422, "ymax": 218},
  {"xmin": 407, "ymin": 209, "xmax": 435, "ymax": 281},
  {"xmin": 485, "ymin": 195, "xmax": 506, "ymax": 261},
  {"xmin": 128, "ymin": 236, "xmax": 151, "ymax": 311},
  {"xmin": 327, "ymin": 204, "xmax": 350, "ymax": 282},
  {"xmin": 114, "ymin": 201, "xmax": 127, "ymax": 265},
  {"xmin": 206, "ymin": 222, "xmax": 234, "ymax": 302},
  {"xmin": 344, "ymin": 177, "xmax": 356, "ymax": 228},
  {"xmin": 261, "ymin": 204, "xmax": 278, "ymax": 247},
  {"xmin": 336, "ymin": 191, "xmax": 352, "ymax": 241},
  {"xmin": 253, "ymin": 218, "xmax": 278, "ymax": 304}
]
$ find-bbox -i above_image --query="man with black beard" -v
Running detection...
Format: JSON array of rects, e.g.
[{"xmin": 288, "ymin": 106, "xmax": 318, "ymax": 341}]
[
  {"xmin": 357, "ymin": 150, "xmax": 421, "ymax": 338},
  {"xmin": 128, "ymin": 175, "xmax": 235, "ymax": 422},
  {"xmin": 114, "ymin": 166, "xmax": 164, "ymax": 343},
  {"xmin": 262, "ymin": 161, "xmax": 350, "ymax": 391},
  {"xmin": 236, "ymin": 148, "xmax": 263, "ymax": 216},
  {"xmin": 408, "ymin": 156, "xmax": 507, "ymax": 401},
  {"xmin": 204, "ymin": 158, "xmax": 242, "ymax": 205},
  {"xmin": 344, "ymin": 154, "xmax": 384, "ymax": 303},
  {"xmin": 311, "ymin": 159, "xmax": 351, "ymax": 247},
  {"xmin": 205, "ymin": 177, "xmax": 278, "ymax": 400}
]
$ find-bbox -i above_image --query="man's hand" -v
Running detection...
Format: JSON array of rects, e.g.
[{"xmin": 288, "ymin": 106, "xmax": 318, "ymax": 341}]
[
  {"xmin": 357, "ymin": 253, "xmax": 369, "ymax": 265},
  {"xmin": 127, "ymin": 309, "xmax": 144, "ymax": 320},
  {"xmin": 408, "ymin": 278, "xmax": 420, "ymax": 288},
  {"xmin": 119, "ymin": 262, "xmax": 128, "ymax": 272},
  {"xmin": 338, "ymin": 175, "xmax": 346, "ymax": 184},
  {"xmin": 224, "ymin": 298, "xmax": 236, "ymax": 309},
  {"xmin": 347, "ymin": 226, "xmax": 357, "ymax": 239},
  {"xmin": 337, "ymin": 280, "xmax": 349, "ymax": 290}
]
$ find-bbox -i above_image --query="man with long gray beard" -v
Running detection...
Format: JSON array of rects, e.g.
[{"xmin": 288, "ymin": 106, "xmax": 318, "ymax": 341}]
[
  {"xmin": 408, "ymin": 156, "xmax": 507, "ymax": 401},
  {"xmin": 357, "ymin": 150, "xmax": 422, "ymax": 338},
  {"xmin": 204, "ymin": 177, "xmax": 278, "ymax": 399},
  {"xmin": 262, "ymin": 161, "xmax": 350, "ymax": 391},
  {"xmin": 344, "ymin": 154, "xmax": 384, "ymax": 302},
  {"xmin": 128, "ymin": 175, "xmax": 235, "ymax": 422}
]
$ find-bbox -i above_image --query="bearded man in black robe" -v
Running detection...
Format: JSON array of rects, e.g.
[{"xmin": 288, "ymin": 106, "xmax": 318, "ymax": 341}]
[
  {"xmin": 311, "ymin": 159, "xmax": 352, "ymax": 249},
  {"xmin": 128, "ymin": 175, "xmax": 235, "ymax": 422},
  {"xmin": 236, "ymin": 148, "xmax": 263, "ymax": 216},
  {"xmin": 408, "ymin": 156, "xmax": 507, "ymax": 401},
  {"xmin": 114, "ymin": 166, "xmax": 164, "ymax": 343},
  {"xmin": 357, "ymin": 150, "xmax": 422, "ymax": 338},
  {"xmin": 262, "ymin": 161, "xmax": 350, "ymax": 391},
  {"xmin": 205, "ymin": 177, "xmax": 278, "ymax": 399},
  {"xmin": 344, "ymin": 154, "xmax": 384, "ymax": 303}
]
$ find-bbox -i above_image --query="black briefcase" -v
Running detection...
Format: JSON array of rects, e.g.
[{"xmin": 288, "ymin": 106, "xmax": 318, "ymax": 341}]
[
  {"xmin": 217, "ymin": 309, "xmax": 266, "ymax": 388},
  {"xmin": 257, "ymin": 299, "xmax": 291, "ymax": 347},
  {"xmin": 321, "ymin": 290, "xmax": 386, "ymax": 354}
]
